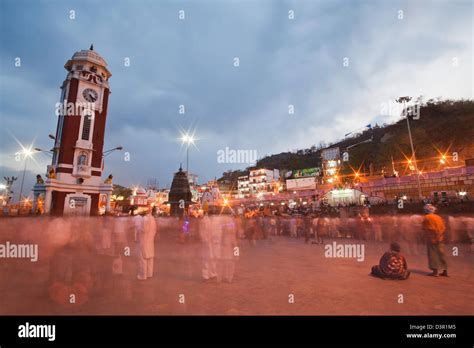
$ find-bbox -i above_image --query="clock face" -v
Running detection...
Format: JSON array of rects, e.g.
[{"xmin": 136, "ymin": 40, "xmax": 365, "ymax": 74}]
[{"xmin": 82, "ymin": 88, "xmax": 98, "ymax": 103}]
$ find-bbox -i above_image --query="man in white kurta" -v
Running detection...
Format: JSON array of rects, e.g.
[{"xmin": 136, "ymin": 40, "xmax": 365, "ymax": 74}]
[
  {"xmin": 200, "ymin": 216, "xmax": 218, "ymax": 282},
  {"xmin": 218, "ymin": 218, "xmax": 238, "ymax": 283},
  {"xmin": 136, "ymin": 215, "xmax": 156, "ymax": 280}
]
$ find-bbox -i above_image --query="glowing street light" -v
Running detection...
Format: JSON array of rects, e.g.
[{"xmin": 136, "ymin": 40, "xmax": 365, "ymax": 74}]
[
  {"xmin": 18, "ymin": 146, "xmax": 36, "ymax": 204},
  {"xmin": 180, "ymin": 133, "xmax": 195, "ymax": 145},
  {"xmin": 22, "ymin": 147, "xmax": 34, "ymax": 157},
  {"xmin": 179, "ymin": 132, "xmax": 197, "ymax": 173}
]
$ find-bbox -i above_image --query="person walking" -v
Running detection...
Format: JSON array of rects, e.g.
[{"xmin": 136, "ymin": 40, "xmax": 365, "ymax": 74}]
[
  {"xmin": 136, "ymin": 215, "xmax": 156, "ymax": 280},
  {"xmin": 218, "ymin": 218, "xmax": 238, "ymax": 283},
  {"xmin": 303, "ymin": 213, "xmax": 312, "ymax": 244},
  {"xmin": 422, "ymin": 204, "xmax": 448, "ymax": 277},
  {"xmin": 200, "ymin": 216, "xmax": 218, "ymax": 282},
  {"xmin": 315, "ymin": 215, "xmax": 327, "ymax": 244},
  {"xmin": 289, "ymin": 216, "xmax": 297, "ymax": 238}
]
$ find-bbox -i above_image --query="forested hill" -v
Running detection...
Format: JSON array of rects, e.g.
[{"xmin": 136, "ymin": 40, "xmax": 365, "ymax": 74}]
[{"xmin": 219, "ymin": 99, "xmax": 474, "ymax": 183}]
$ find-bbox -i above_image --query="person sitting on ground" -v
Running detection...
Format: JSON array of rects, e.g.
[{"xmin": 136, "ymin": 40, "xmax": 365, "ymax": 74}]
[{"xmin": 370, "ymin": 242, "xmax": 410, "ymax": 280}]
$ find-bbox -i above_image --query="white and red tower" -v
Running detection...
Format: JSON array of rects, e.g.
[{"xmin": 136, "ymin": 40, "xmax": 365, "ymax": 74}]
[{"xmin": 40, "ymin": 46, "xmax": 113, "ymax": 215}]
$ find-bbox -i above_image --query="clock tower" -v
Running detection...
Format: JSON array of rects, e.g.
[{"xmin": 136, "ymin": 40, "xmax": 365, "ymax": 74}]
[{"xmin": 39, "ymin": 46, "xmax": 113, "ymax": 215}]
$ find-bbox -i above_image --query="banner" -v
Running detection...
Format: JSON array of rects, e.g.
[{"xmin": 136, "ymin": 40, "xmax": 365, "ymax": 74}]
[{"xmin": 321, "ymin": 147, "xmax": 340, "ymax": 161}]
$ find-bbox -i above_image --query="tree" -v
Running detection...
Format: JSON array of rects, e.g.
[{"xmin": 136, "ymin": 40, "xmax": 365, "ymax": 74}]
[{"xmin": 113, "ymin": 184, "xmax": 133, "ymax": 200}]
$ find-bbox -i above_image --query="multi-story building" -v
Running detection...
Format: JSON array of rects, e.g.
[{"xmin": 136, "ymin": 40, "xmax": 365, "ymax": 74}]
[
  {"xmin": 217, "ymin": 179, "xmax": 234, "ymax": 198},
  {"xmin": 237, "ymin": 175, "xmax": 250, "ymax": 197},
  {"xmin": 186, "ymin": 172, "xmax": 198, "ymax": 187},
  {"xmin": 321, "ymin": 147, "xmax": 342, "ymax": 184},
  {"xmin": 249, "ymin": 168, "xmax": 280, "ymax": 194},
  {"xmin": 130, "ymin": 187, "xmax": 149, "ymax": 207}
]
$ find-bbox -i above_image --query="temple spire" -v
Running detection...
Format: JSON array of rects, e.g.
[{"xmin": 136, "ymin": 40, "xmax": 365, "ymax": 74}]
[{"xmin": 90, "ymin": 44, "xmax": 94, "ymax": 51}]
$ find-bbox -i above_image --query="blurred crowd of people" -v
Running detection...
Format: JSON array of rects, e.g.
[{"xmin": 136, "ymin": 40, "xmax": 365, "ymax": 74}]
[
  {"xmin": 0, "ymin": 207, "xmax": 473, "ymax": 307},
  {"xmin": 231, "ymin": 205, "xmax": 474, "ymax": 248}
]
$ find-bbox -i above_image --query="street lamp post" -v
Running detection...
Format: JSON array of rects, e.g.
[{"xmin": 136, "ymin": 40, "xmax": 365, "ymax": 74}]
[
  {"xmin": 18, "ymin": 148, "xmax": 34, "ymax": 204},
  {"xmin": 186, "ymin": 146, "xmax": 189, "ymax": 173},
  {"xmin": 397, "ymin": 96, "xmax": 422, "ymax": 200},
  {"xmin": 19, "ymin": 156, "xmax": 28, "ymax": 203},
  {"xmin": 102, "ymin": 147, "xmax": 123, "ymax": 176},
  {"xmin": 179, "ymin": 133, "xmax": 196, "ymax": 174},
  {"xmin": 103, "ymin": 146, "xmax": 123, "ymax": 157},
  {"xmin": 34, "ymin": 148, "xmax": 53, "ymax": 156}
]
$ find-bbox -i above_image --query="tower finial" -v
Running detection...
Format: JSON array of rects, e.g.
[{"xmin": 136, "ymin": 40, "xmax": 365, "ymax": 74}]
[{"xmin": 90, "ymin": 44, "xmax": 94, "ymax": 51}]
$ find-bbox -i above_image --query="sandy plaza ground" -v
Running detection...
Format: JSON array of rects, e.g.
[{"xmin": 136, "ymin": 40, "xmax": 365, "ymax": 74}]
[{"xmin": 1, "ymin": 232, "xmax": 473, "ymax": 316}]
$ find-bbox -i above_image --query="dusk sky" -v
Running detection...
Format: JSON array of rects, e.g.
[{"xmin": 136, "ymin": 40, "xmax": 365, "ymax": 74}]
[{"xmin": 1, "ymin": 0, "xmax": 472, "ymax": 193}]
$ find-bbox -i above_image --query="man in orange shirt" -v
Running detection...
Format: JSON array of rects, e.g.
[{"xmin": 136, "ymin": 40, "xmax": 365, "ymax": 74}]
[{"xmin": 422, "ymin": 204, "xmax": 448, "ymax": 277}]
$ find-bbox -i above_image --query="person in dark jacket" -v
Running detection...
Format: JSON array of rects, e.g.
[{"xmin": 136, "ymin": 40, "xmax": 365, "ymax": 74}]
[{"xmin": 371, "ymin": 242, "xmax": 410, "ymax": 280}]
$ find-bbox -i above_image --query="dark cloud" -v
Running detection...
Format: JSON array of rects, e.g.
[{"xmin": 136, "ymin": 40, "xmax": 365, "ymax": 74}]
[{"xmin": 1, "ymin": 0, "xmax": 472, "ymax": 189}]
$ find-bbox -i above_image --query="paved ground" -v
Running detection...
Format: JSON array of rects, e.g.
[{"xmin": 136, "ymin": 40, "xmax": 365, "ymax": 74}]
[{"xmin": 1, "ymin": 235, "xmax": 473, "ymax": 315}]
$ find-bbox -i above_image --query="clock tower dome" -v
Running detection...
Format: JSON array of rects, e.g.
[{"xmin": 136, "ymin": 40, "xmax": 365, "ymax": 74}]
[{"xmin": 40, "ymin": 46, "xmax": 113, "ymax": 215}]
